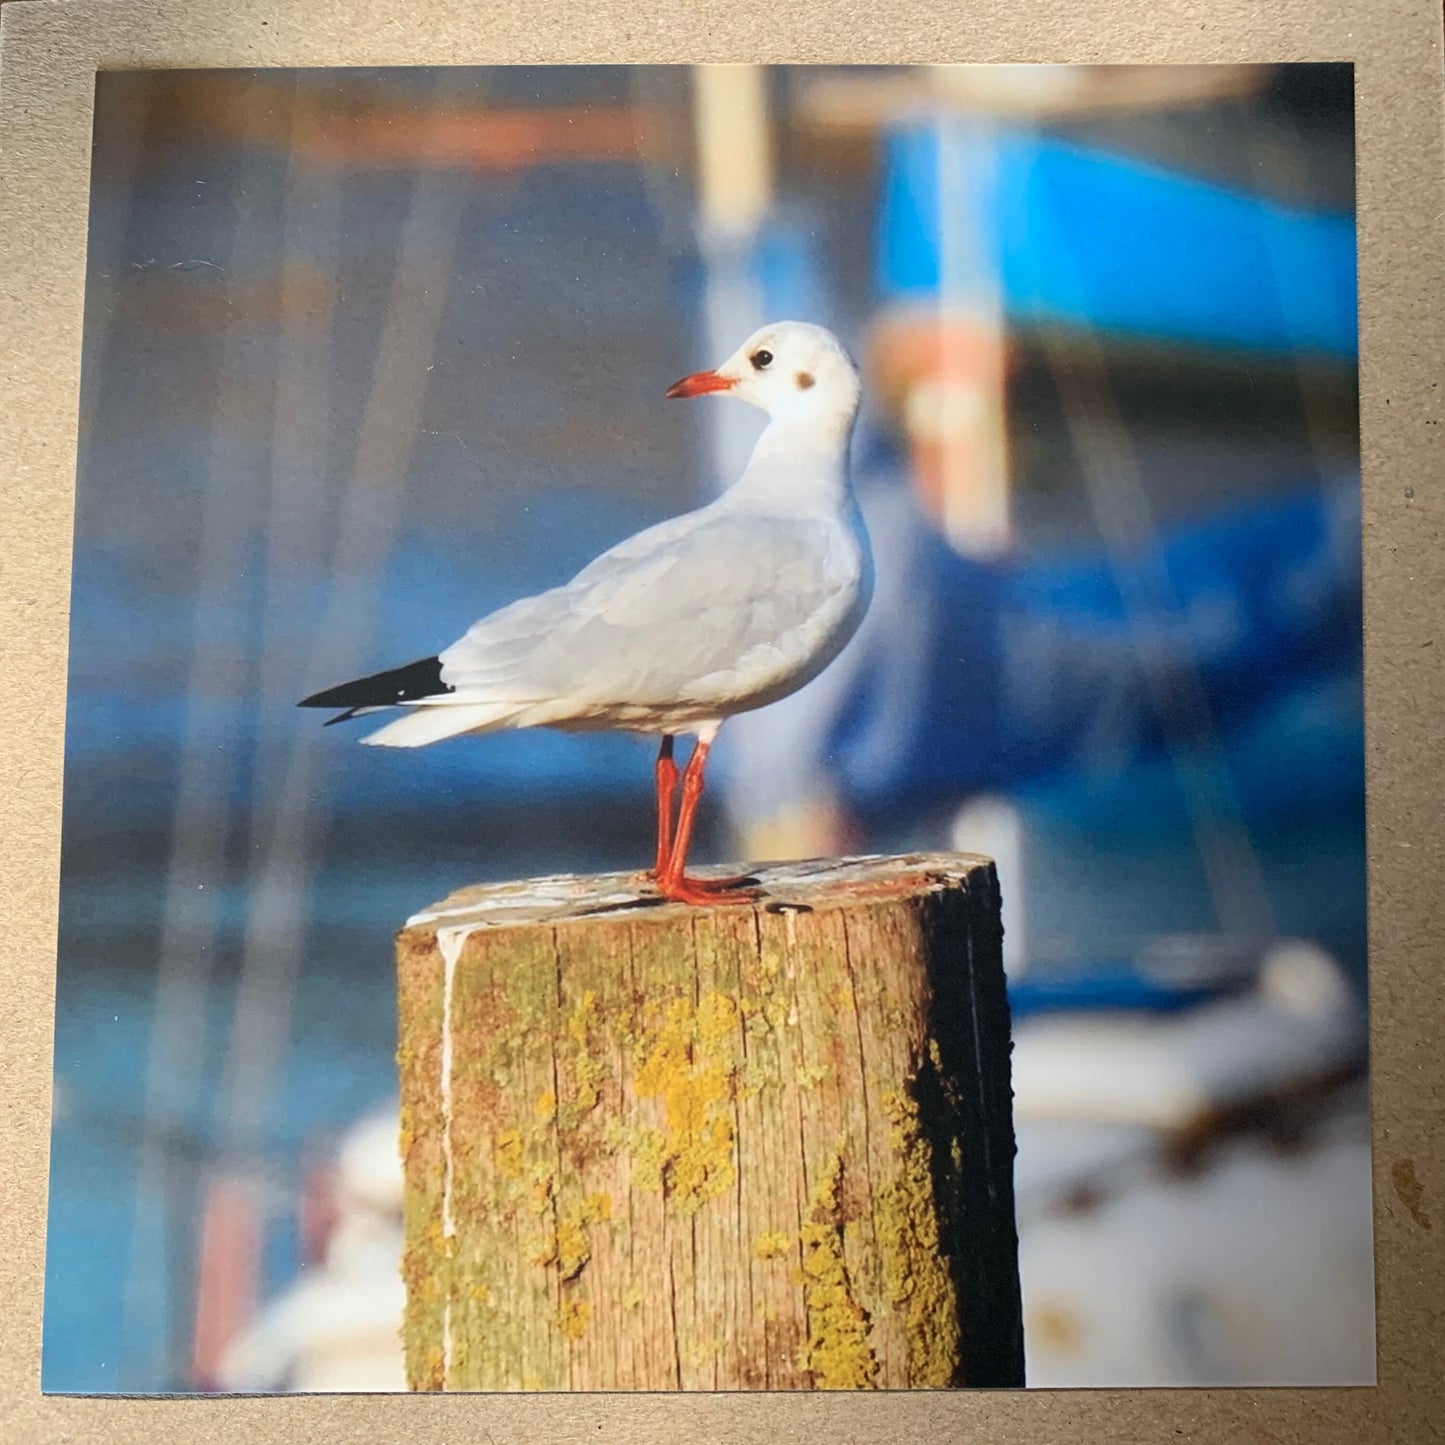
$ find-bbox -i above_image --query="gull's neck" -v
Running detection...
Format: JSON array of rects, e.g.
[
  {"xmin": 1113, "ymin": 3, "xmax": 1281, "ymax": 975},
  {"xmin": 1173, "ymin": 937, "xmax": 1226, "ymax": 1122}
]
[{"xmin": 719, "ymin": 405, "xmax": 858, "ymax": 519}]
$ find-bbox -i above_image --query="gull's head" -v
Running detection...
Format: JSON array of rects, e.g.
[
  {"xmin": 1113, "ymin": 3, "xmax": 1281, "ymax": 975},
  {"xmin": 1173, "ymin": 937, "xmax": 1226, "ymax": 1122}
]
[{"xmin": 666, "ymin": 321, "xmax": 861, "ymax": 426}]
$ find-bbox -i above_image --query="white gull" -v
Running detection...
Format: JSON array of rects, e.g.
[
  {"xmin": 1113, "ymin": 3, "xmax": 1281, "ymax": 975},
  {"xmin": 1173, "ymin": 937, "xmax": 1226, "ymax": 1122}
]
[{"xmin": 300, "ymin": 321, "xmax": 872, "ymax": 905}]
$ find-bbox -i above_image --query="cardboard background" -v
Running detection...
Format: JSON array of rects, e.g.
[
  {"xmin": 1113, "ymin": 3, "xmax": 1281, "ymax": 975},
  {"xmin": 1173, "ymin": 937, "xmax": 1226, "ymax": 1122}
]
[{"xmin": 1, "ymin": 1, "xmax": 1441, "ymax": 1438}]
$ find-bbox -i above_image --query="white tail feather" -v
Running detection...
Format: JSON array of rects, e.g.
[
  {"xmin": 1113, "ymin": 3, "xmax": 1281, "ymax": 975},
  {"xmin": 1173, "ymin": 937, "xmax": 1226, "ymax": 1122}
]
[{"xmin": 359, "ymin": 702, "xmax": 521, "ymax": 748}]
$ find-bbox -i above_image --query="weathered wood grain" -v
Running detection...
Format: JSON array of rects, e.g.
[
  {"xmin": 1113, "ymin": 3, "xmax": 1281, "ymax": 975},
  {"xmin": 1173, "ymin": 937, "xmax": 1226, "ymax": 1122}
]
[{"xmin": 395, "ymin": 853, "xmax": 1023, "ymax": 1390}]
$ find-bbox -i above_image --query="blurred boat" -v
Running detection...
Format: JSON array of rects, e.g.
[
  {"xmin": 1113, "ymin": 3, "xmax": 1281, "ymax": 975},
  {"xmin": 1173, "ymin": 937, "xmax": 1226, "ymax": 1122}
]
[
  {"xmin": 1018, "ymin": 1096, "xmax": 1373, "ymax": 1386},
  {"xmin": 1009, "ymin": 941, "xmax": 1371, "ymax": 1386},
  {"xmin": 214, "ymin": 1107, "xmax": 406, "ymax": 1393},
  {"xmin": 1011, "ymin": 937, "xmax": 1362, "ymax": 1134},
  {"xmin": 720, "ymin": 456, "xmax": 1363, "ymax": 850},
  {"xmin": 715, "ymin": 106, "xmax": 1364, "ymax": 1001},
  {"xmin": 875, "ymin": 121, "xmax": 1357, "ymax": 359},
  {"xmin": 796, "ymin": 64, "xmax": 1273, "ymax": 130}
]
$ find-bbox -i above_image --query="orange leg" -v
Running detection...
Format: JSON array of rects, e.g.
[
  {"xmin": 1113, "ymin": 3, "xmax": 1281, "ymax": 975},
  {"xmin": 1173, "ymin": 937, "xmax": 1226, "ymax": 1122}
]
[
  {"xmin": 656, "ymin": 737, "xmax": 760, "ymax": 906},
  {"xmin": 651, "ymin": 735, "xmax": 678, "ymax": 878}
]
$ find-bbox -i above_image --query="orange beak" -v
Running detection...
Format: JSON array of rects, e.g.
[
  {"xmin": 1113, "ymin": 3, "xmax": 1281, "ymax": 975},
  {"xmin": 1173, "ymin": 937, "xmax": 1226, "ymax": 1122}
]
[{"xmin": 665, "ymin": 370, "xmax": 734, "ymax": 399}]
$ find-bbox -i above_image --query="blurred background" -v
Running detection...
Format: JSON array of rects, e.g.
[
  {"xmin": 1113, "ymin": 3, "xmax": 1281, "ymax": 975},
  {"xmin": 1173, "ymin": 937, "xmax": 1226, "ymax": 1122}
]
[{"xmin": 47, "ymin": 63, "xmax": 1369, "ymax": 1393}]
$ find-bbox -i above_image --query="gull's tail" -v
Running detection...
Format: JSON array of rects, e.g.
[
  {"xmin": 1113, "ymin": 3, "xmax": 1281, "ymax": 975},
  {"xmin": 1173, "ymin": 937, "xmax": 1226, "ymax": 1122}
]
[
  {"xmin": 298, "ymin": 656, "xmax": 527, "ymax": 748},
  {"xmin": 357, "ymin": 702, "xmax": 524, "ymax": 747}
]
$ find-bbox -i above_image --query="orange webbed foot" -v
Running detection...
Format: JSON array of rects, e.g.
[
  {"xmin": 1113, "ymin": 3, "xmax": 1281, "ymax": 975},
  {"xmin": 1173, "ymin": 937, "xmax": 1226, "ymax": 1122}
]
[{"xmin": 657, "ymin": 874, "xmax": 763, "ymax": 907}]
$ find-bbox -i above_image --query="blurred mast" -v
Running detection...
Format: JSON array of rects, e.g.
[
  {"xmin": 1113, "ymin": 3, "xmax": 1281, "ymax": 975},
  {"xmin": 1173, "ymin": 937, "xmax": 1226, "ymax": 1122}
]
[
  {"xmin": 930, "ymin": 102, "xmax": 1011, "ymax": 557},
  {"xmin": 687, "ymin": 66, "xmax": 858, "ymax": 864},
  {"xmin": 690, "ymin": 64, "xmax": 773, "ymax": 495}
]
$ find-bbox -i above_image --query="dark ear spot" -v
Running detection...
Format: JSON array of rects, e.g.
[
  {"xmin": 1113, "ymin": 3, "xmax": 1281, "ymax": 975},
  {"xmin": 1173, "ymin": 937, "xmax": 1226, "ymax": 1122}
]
[{"xmin": 796, "ymin": 371, "xmax": 815, "ymax": 390}]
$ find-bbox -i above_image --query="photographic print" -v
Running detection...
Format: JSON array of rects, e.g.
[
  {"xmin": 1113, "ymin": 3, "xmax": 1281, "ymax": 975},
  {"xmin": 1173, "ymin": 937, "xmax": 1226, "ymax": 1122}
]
[{"xmin": 45, "ymin": 62, "xmax": 1369, "ymax": 1394}]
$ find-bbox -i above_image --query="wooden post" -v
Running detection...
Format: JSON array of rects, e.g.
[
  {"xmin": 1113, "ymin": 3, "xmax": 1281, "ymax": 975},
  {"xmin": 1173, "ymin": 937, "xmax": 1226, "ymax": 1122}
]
[{"xmin": 395, "ymin": 853, "xmax": 1023, "ymax": 1391}]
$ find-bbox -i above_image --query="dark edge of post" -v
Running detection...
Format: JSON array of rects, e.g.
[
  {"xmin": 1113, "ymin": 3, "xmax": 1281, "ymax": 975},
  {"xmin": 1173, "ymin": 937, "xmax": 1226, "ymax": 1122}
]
[{"xmin": 918, "ymin": 862, "xmax": 1025, "ymax": 1387}]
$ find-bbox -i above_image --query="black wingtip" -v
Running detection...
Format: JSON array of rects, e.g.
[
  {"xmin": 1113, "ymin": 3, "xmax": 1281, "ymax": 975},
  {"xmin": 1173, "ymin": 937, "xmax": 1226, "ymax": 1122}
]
[
  {"xmin": 298, "ymin": 685, "xmax": 348, "ymax": 710},
  {"xmin": 298, "ymin": 656, "xmax": 454, "ymax": 717}
]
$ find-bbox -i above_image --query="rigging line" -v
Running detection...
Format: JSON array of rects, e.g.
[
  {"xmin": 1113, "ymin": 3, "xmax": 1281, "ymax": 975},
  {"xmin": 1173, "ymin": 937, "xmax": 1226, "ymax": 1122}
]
[
  {"xmin": 1236, "ymin": 89, "xmax": 1356, "ymax": 481},
  {"xmin": 73, "ymin": 75, "xmax": 148, "ymax": 487},
  {"xmin": 210, "ymin": 78, "xmax": 344, "ymax": 1177},
  {"xmin": 1012, "ymin": 119, "xmax": 1277, "ymax": 943},
  {"xmin": 1045, "ymin": 322, "xmax": 1277, "ymax": 944},
  {"xmin": 628, "ymin": 66, "xmax": 692, "ymax": 255},
  {"xmin": 245, "ymin": 78, "xmax": 343, "ymax": 826},
  {"xmin": 215, "ymin": 74, "xmax": 476, "ymax": 1161},
  {"xmin": 77, "ymin": 70, "xmax": 154, "ymax": 1390},
  {"xmin": 118, "ymin": 105, "xmax": 283, "ymax": 1392}
]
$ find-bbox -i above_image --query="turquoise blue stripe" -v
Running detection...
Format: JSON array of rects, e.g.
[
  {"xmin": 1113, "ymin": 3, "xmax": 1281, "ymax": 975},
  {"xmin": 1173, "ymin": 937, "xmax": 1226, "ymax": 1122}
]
[{"xmin": 878, "ymin": 125, "xmax": 1358, "ymax": 358}]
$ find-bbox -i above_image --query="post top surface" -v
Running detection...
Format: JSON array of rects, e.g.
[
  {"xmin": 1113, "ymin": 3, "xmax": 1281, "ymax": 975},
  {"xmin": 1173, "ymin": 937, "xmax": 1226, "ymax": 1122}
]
[{"xmin": 401, "ymin": 852, "xmax": 994, "ymax": 938}]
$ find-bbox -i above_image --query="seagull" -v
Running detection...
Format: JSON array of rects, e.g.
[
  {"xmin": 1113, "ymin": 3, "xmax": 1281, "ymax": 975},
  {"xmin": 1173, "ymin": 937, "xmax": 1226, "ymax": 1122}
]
[{"xmin": 299, "ymin": 321, "xmax": 872, "ymax": 905}]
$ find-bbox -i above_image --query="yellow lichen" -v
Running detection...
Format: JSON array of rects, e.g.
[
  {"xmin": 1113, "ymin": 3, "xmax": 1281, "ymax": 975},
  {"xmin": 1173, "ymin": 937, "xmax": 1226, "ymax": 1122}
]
[
  {"xmin": 495, "ymin": 1128, "xmax": 525, "ymax": 1179},
  {"xmin": 760, "ymin": 987, "xmax": 789, "ymax": 1031},
  {"xmin": 554, "ymin": 1219, "xmax": 590, "ymax": 1279},
  {"xmin": 470, "ymin": 1282, "xmax": 491, "ymax": 1306},
  {"xmin": 605, "ymin": 1121, "xmax": 667, "ymax": 1192},
  {"xmin": 798, "ymin": 1152, "xmax": 877, "ymax": 1390},
  {"xmin": 621, "ymin": 1284, "xmax": 644, "ymax": 1311},
  {"xmin": 876, "ymin": 1089, "xmax": 961, "ymax": 1388},
  {"xmin": 558, "ymin": 1298, "xmax": 591, "ymax": 1341},
  {"xmin": 630, "ymin": 992, "xmax": 740, "ymax": 1213},
  {"xmin": 683, "ymin": 1337, "xmax": 724, "ymax": 1369},
  {"xmin": 753, "ymin": 1230, "xmax": 792, "ymax": 1261},
  {"xmin": 795, "ymin": 1063, "xmax": 829, "ymax": 1091},
  {"xmin": 696, "ymin": 990, "xmax": 740, "ymax": 1043},
  {"xmin": 419, "ymin": 1216, "xmax": 454, "ymax": 1260},
  {"xmin": 535, "ymin": 1089, "xmax": 557, "ymax": 1122},
  {"xmin": 564, "ymin": 990, "xmax": 606, "ymax": 1122},
  {"xmin": 417, "ymin": 1344, "xmax": 445, "ymax": 1392},
  {"xmin": 528, "ymin": 1172, "xmax": 554, "ymax": 1216},
  {"xmin": 535, "ymin": 1192, "xmax": 615, "ymax": 1281},
  {"xmin": 748, "ymin": 954, "xmax": 790, "ymax": 1032}
]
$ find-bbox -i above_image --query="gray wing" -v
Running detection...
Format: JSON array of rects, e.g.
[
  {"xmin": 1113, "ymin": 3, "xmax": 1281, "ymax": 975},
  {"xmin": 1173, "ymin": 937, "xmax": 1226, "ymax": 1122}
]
[{"xmin": 437, "ymin": 510, "xmax": 851, "ymax": 711}]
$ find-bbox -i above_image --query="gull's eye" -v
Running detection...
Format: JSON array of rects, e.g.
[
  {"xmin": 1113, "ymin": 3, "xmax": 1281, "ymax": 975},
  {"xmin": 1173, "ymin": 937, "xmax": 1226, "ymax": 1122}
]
[{"xmin": 750, "ymin": 349, "xmax": 774, "ymax": 371}]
